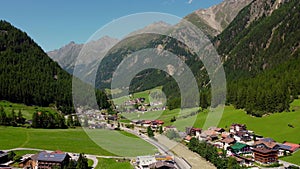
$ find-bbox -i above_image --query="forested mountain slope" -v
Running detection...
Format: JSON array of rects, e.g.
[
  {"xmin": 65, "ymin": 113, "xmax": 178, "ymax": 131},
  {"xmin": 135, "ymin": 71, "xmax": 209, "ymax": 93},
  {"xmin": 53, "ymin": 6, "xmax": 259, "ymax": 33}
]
[
  {"xmin": 218, "ymin": 0, "xmax": 300, "ymax": 115},
  {"xmin": 0, "ymin": 20, "xmax": 110, "ymax": 113}
]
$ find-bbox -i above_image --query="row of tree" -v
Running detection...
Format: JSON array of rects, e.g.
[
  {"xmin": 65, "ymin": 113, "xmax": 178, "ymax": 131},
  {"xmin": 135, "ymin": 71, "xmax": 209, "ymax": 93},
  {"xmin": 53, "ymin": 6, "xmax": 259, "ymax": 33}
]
[
  {"xmin": 0, "ymin": 105, "xmax": 83, "ymax": 129},
  {"xmin": 63, "ymin": 153, "xmax": 88, "ymax": 169},
  {"xmin": 188, "ymin": 138, "xmax": 243, "ymax": 169},
  {"xmin": 0, "ymin": 106, "xmax": 25, "ymax": 126},
  {"xmin": 31, "ymin": 111, "xmax": 83, "ymax": 129}
]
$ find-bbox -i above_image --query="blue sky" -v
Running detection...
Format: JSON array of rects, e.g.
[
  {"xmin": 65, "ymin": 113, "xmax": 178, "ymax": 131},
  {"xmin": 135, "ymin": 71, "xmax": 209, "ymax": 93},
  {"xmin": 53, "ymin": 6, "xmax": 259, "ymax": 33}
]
[{"xmin": 0, "ymin": 0, "xmax": 223, "ymax": 51}]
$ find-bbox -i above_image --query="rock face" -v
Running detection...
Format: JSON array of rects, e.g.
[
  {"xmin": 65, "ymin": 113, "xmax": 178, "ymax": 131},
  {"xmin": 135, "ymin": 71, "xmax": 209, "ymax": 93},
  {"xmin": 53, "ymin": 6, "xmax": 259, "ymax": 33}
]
[
  {"xmin": 185, "ymin": 0, "xmax": 253, "ymax": 37},
  {"xmin": 47, "ymin": 36, "xmax": 118, "ymax": 75}
]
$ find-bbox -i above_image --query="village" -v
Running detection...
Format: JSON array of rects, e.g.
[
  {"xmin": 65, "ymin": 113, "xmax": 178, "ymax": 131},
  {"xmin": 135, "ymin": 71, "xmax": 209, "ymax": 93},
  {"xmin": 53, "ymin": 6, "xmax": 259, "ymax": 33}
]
[
  {"xmin": 74, "ymin": 96, "xmax": 300, "ymax": 169},
  {"xmin": 1, "ymin": 95, "xmax": 299, "ymax": 169}
]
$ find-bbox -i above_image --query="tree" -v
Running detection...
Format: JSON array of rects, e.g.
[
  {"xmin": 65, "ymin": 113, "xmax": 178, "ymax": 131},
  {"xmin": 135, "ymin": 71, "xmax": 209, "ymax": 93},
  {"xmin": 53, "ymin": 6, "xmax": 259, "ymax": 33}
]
[
  {"xmin": 8, "ymin": 151, "xmax": 16, "ymax": 161},
  {"xmin": 165, "ymin": 129, "xmax": 180, "ymax": 140},
  {"xmin": 32, "ymin": 112, "xmax": 38, "ymax": 128},
  {"xmin": 0, "ymin": 106, "xmax": 6, "ymax": 125},
  {"xmin": 66, "ymin": 159, "xmax": 76, "ymax": 169},
  {"xmin": 147, "ymin": 126, "xmax": 154, "ymax": 137},
  {"xmin": 159, "ymin": 126, "xmax": 163, "ymax": 134},
  {"xmin": 170, "ymin": 116, "xmax": 176, "ymax": 123},
  {"xmin": 76, "ymin": 153, "xmax": 88, "ymax": 169},
  {"xmin": 17, "ymin": 109, "xmax": 25, "ymax": 124}
]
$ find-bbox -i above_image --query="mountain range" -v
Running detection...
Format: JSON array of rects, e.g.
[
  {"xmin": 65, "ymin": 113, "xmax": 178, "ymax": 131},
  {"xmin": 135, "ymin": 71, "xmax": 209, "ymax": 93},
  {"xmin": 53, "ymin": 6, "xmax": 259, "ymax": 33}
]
[{"xmin": 1, "ymin": 0, "xmax": 299, "ymax": 116}]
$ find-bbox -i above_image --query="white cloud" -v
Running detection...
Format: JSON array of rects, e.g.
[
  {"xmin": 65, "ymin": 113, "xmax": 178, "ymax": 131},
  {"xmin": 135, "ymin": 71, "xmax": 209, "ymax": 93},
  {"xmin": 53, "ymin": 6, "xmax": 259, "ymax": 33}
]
[{"xmin": 188, "ymin": 0, "xmax": 193, "ymax": 4}]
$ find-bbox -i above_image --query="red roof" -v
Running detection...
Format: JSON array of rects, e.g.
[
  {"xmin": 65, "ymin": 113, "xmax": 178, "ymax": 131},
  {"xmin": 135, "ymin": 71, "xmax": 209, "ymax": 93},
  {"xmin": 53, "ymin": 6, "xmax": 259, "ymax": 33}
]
[
  {"xmin": 192, "ymin": 128, "xmax": 201, "ymax": 131},
  {"xmin": 154, "ymin": 120, "xmax": 164, "ymax": 124},
  {"xmin": 143, "ymin": 120, "xmax": 152, "ymax": 124},
  {"xmin": 52, "ymin": 150, "xmax": 64, "ymax": 154},
  {"xmin": 283, "ymin": 142, "xmax": 300, "ymax": 152},
  {"xmin": 185, "ymin": 135, "xmax": 192, "ymax": 141}
]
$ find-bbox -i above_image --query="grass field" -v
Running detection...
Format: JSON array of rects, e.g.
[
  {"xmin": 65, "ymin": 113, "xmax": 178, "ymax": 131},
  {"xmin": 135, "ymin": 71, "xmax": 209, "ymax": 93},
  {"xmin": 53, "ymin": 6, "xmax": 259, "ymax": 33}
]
[
  {"xmin": 0, "ymin": 100, "xmax": 58, "ymax": 120},
  {"xmin": 95, "ymin": 158, "xmax": 133, "ymax": 169},
  {"xmin": 0, "ymin": 127, "xmax": 156, "ymax": 157},
  {"xmin": 282, "ymin": 151, "xmax": 300, "ymax": 165},
  {"xmin": 111, "ymin": 87, "xmax": 163, "ymax": 106},
  {"xmin": 86, "ymin": 129, "xmax": 157, "ymax": 156}
]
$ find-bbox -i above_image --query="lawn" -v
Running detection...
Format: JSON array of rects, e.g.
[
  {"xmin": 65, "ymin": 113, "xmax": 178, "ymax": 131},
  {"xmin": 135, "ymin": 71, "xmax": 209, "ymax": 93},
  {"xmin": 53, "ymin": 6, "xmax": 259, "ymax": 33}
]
[
  {"xmin": 281, "ymin": 150, "xmax": 300, "ymax": 166},
  {"xmin": 111, "ymin": 87, "xmax": 163, "ymax": 106},
  {"xmin": 0, "ymin": 100, "xmax": 58, "ymax": 120},
  {"xmin": 0, "ymin": 127, "xmax": 113, "ymax": 155},
  {"xmin": 0, "ymin": 127, "xmax": 157, "ymax": 157},
  {"xmin": 95, "ymin": 158, "xmax": 133, "ymax": 169},
  {"xmin": 86, "ymin": 129, "xmax": 158, "ymax": 156}
]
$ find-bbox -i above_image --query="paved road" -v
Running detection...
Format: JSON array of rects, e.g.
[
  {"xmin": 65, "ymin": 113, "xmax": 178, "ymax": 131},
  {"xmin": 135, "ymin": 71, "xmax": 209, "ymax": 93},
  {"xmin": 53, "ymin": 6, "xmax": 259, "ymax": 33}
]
[
  {"xmin": 279, "ymin": 160, "xmax": 300, "ymax": 168},
  {"xmin": 3, "ymin": 147, "xmax": 134, "ymax": 168},
  {"xmin": 122, "ymin": 127, "xmax": 193, "ymax": 169}
]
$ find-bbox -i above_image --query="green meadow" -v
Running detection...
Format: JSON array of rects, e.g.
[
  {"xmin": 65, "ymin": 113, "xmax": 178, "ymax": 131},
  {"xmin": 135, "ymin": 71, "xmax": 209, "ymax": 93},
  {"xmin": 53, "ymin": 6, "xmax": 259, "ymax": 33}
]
[
  {"xmin": 0, "ymin": 100, "xmax": 57, "ymax": 120},
  {"xmin": 0, "ymin": 127, "xmax": 157, "ymax": 157},
  {"xmin": 95, "ymin": 158, "xmax": 133, "ymax": 169}
]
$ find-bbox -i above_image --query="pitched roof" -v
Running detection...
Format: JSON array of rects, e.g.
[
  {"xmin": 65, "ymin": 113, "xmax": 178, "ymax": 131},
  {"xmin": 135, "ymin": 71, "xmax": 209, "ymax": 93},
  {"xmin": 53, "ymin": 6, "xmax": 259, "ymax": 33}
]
[
  {"xmin": 221, "ymin": 137, "xmax": 235, "ymax": 144},
  {"xmin": 255, "ymin": 140, "xmax": 278, "ymax": 149},
  {"xmin": 149, "ymin": 161, "xmax": 175, "ymax": 169},
  {"xmin": 230, "ymin": 143, "xmax": 248, "ymax": 152},
  {"xmin": 185, "ymin": 135, "xmax": 192, "ymax": 141},
  {"xmin": 278, "ymin": 144, "xmax": 292, "ymax": 151},
  {"xmin": 252, "ymin": 147, "xmax": 277, "ymax": 154},
  {"xmin": 221, "ymin": 132, "xmax": 230, "ymax": 138},
  {"xmin": 260, "ymin": 138, "xmax": 275, "ymax": 142},
  {"xmin": 37, "ymin": 151, "xmax": 68, "ymax": 162},
  {"xmin": 283, "ymin": 142, "xmax": 300, "ymax": 152}
]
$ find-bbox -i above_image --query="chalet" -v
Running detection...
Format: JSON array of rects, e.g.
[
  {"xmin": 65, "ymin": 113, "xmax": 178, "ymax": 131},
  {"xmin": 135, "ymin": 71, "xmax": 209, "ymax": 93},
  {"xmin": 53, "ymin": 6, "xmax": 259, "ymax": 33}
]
[
  {"xmin": 131, "ymin": 120, "xmax": 143, "ymax": 126},
  {"xmin": 221, "ymin": 132, "xmax": 231, "ymax": 138},
  {"xmin": 199, "ymin": 130, "xmax": 217, "ymax": 141},
  {"xmin": 207, "ymin": 127, "xmax": 225, "ymax": 134},
  {"xmin": 184, "ymin": 135, "xmax": 193, "ymax": 143},
  {"xmin": 185, "ymin": 127, "xmax": 201, "ymax": 137},
  {"xmin": 221, "ymin": 137, "xmax": 236, "ymax": 150},
  {"xmin": 149, "ymin": 161, "xmax": 176, "ymax": 169},
  {"xmin": 136, "ymin": 156, "xmax": 156, "ymax": 169},
  {"xmin": 142, "ymin": 120, "xmax": 152, "ymax": 127},
  {"xmin": 18, "ymin": 154, "xmax": 38, "ymax": 169},
  {"xmin": 283, "ymin": 142, "xmax": 300, "ymax": 152},
  {"xmin": 228, "ymin": 143, "xmax": 251, "ymax": 155},
  {"xmin": 234, "ymin": 131, "xmax": 252, "ymax": 143},
  {"xmin": 277, "ymin": 144, "xmax": 293, "ymax": 156},
  {"xmin": 151, "ymin": 120, "xmax": 164, "ymax": 127},
  {"xmin": 37, "ymin": 150, "xmax": 70, "ymax": 169},
  {"xmin": 164, "ymin": 126, "xmax": 177, "ymax": 132},
  {"xmin": 254, "ymin": 140, "xmax": 280, "ymax": 150},
  {"xmin": 252, "ymin": 147, "xmax": 278, "ymax": 164},
  {"xmin": 230, "ymin": 124, "xmax": 247, "ymax": 133}
]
